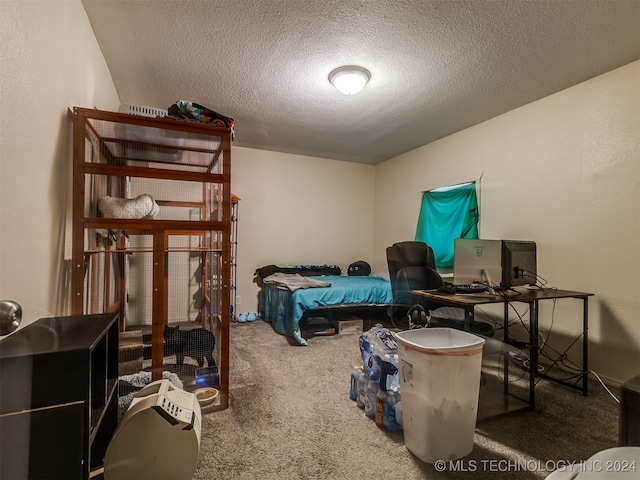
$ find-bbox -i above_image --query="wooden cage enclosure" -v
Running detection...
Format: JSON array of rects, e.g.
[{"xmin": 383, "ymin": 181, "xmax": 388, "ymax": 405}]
[{"xmin": 71, "ymin": 107, "xmax": 231, "ymax": 412}]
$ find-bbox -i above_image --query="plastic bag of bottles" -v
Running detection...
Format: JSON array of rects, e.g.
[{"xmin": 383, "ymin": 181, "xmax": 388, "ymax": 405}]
[
  {"xmin": 355, "ymin": 325, "xmax": 402, "ymax": 427},
  {"xmin": 359, "ymin": 324, "xmax": 397, "ymax": 380}
]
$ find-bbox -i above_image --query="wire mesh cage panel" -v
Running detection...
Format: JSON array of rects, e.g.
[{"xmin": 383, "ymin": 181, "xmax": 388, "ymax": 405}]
[
  {"xmin": 123, "ymin": 234, "xmax": 154, "ymax": 327},
  {"xmin": 84, "ymin": 116, "xmax": 224, "ymax": 174},
  {"xmin": 82, "ymin": 174, "xmax": 226, "ymax": 223},
  {"xmin": 162, "ymin": 246, "xmax": 221, "ymax": 389},
  {"xmin": 72, "ymin": 107, "xmax": 231, "ymax": 411},
  {"xmin": 82, "ymin": 238, "xmax": 123, "ymax": 315}
]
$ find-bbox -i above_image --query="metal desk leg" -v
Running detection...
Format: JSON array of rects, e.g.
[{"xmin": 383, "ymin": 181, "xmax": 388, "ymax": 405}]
[
  {"xmin": 582, "ymin": 297, "xmax": 589, "ymax": 396},
  {"xmin": 463, "ymin": 306, "xmax": 474, "ymax": 332},
  {"xmin": 504, "ymin": 302, "xmax": 510, "ymax": 397},
  {"xmin": 503, "ymin": 302, "xmax": 510, "ymax": 342},
  {"xmin": 529, "ymin": 300, "xmax": 539, "ymax": 410}
]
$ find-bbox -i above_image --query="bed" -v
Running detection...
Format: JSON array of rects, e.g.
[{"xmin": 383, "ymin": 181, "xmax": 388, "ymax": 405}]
[{"xmin": 257, "ymin": 270, "xmax": 393, "ymax": 345}]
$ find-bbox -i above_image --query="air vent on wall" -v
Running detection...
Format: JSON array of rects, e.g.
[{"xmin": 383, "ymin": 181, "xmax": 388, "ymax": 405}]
[{"xmin": 119, "ymin": 104, "xmax": 168, "ymax": 118}]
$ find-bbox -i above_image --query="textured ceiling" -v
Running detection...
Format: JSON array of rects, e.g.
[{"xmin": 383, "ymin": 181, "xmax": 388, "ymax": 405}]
[{"xmin": 82, "ymin": 0, "xmax": 640, "ymax": 165}]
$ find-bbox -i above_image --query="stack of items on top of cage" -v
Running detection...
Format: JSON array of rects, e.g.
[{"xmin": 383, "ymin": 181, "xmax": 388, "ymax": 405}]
[{"xmin": 349, "ymin": 325, "xmax": 402, "ymax": 432}]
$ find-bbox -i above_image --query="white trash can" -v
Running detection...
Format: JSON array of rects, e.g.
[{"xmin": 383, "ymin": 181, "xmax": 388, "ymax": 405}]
[{"xmin": 395, "ymin": 328, "xmax": 485, "ymax": 463}]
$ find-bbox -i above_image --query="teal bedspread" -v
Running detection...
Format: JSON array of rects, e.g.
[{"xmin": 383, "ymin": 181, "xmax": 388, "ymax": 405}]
[{"xmin": 259, "ymin": 275, "xmax": 393, "ymax": 345}]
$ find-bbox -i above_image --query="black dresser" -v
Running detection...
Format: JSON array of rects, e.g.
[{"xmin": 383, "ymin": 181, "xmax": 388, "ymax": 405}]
[{"xmin": 0, "ymin": 313, "xmax": 119, "ymax": 479}]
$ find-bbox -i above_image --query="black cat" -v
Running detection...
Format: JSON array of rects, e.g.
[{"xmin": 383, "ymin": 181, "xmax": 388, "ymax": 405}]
[{"xmin": 163, "ymin": 325, "xmax": 216, "ymax": 367}]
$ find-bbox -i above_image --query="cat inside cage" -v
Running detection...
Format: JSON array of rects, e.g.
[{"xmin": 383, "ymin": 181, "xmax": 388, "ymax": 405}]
[{"xmin": 117, "ymin": 239, "xmax": 221, "ymax": 403}]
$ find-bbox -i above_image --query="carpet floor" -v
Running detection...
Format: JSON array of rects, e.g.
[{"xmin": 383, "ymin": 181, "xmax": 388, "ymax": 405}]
[{"xmin": 194, "ymin": 319, "xmax": 619, "ymax": 480}]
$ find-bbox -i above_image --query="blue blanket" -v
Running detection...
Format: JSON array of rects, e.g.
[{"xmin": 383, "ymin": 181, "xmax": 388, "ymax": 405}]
[{"xmin": 259, "ymin": 275, "xmax": 393, "ymax": 345}]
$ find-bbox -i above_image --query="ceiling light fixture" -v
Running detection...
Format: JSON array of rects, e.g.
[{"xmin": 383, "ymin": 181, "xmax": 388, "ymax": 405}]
[{"xmin": 329, "ymin": 65, "xmax": 371, "ymax": 95}]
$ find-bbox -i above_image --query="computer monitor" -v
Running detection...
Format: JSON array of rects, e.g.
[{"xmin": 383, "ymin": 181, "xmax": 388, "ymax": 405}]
[
  {"xmin": 453, "ymin": 238, "xmax": 502, "ymax": 287},
  {"xmin": 501, "ymin": 240, "xmax": 537, "ymax": 287}
]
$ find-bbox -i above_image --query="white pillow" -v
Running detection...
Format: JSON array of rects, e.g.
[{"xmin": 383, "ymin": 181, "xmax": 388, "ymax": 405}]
[{"xmin": 370, "ymin": 267, "xmax": 390, "ymax": 282}]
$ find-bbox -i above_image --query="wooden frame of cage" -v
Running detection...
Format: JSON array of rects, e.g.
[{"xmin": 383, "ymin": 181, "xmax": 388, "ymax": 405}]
[{"xmin": 71, "ymin": 107, "xmax": 231, "ymax": 411}]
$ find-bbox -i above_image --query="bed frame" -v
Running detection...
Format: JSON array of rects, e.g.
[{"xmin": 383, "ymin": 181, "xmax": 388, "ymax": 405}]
[{"xmin": 256, "ymin": 270, "xmax": 393, "ymax": 345}]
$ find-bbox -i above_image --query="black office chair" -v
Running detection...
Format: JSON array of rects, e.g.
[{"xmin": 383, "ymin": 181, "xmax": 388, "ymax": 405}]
[
  {"xmin": 386, "ymin": 241, "xmax": 441, "ymax": 327},
  {"xmin": 386, "ymin": 241, "xmax": 494, "ymax": 336}
]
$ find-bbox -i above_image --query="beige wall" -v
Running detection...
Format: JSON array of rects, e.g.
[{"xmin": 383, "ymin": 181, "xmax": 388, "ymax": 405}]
[
  {"xmin": 231, "ymin": 146, "xmax": 376, "ymax": 311},
  {"xmin": 374, "ymin": 61, "xmax": 640, "ymax": 385},
  {"xmin": 0, "ymin": 0, "xmax": 120, "ymax": 327}
]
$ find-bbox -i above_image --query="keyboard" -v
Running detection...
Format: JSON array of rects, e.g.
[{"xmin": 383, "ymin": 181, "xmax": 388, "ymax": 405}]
[{"xmin": 453, "ymin": 284, "xmax": 490, "ymax": 293}]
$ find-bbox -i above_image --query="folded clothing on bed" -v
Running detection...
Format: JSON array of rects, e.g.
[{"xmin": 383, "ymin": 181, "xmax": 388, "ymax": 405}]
[
  {"xmin": 255, "ymin": 264, "xmax": 342, "ymax": 279},
  {"xmin": 263, "ymin": 273, "xmax": 331, "ymax": 291}
]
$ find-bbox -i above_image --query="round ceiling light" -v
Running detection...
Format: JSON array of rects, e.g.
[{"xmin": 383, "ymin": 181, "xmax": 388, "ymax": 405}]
[{"xmin": 329, "ymin": 65, "xmax": 371, "ymax": 95}]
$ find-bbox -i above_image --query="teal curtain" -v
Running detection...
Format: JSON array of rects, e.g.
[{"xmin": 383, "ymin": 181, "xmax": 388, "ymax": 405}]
[{"xmin": 414, "ymin": 182, "xmax": 479, "ymax": 268}]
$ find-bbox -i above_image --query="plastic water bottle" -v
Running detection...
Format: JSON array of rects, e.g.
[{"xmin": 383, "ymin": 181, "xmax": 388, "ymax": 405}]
[
  {"xmin": 375, "ymin": 387, "xmax": 385, "ymax": 428},
  {"xmin": 382, "ymin": 387, "xmax": 402, "ymax": 432},
  {"xmin": 356, "ymin": 369, "xmax": 366, "ymax": 409},
  {"xmin": 375, "ymin": 356, "xmax": 402, "ymax": 431},
  {"xmin": 383, "ymin": 353, "xmax": 399, "ymax": 387},
  {"xmin": 363, "ymin": 376, "xmax": 378, "ymax": 418},
  {"xmin": 350, "ymin": 366, "xmax": 363, "ymax": 401},
  {"xmin": 365, "ymin": 351, "xmax": 382, "ymax": 381}
]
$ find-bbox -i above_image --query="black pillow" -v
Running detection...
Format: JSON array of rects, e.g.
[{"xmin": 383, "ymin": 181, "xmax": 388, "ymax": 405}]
[{"xmin": 347, "ymin": 261, "xmax": 371, "ymax": 276}]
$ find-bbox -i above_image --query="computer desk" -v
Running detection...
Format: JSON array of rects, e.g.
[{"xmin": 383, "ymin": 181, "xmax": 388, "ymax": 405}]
[{"xmin": 412, "ymin": 287, "xmax": 594, "ymax": 411}]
